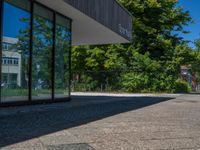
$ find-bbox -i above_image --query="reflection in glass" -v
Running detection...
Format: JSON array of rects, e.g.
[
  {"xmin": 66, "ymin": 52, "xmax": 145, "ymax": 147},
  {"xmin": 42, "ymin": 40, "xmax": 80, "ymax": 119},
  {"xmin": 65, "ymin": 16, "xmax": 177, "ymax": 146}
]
[
  {"xmin": 1, "ymin": 1, "xmax": 71, "ymax": 103},
  {"xmin": 1, "ymin": 0, "xmax": 30, "ymax": 102},
  {"xmin": 55, "ymin": 14, "xmax": 71, "ymax": 98},
  {"xmin": 32, "ymin": 4, "xmax": 53, "ymax": 100}
]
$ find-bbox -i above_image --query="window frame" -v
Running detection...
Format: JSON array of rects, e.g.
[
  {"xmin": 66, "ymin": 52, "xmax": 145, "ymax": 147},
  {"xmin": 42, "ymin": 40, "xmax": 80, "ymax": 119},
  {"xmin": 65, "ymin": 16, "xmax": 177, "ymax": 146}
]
[{"xmin": 0, "ymin": 0, "xmax": 72, "ymax": 106}]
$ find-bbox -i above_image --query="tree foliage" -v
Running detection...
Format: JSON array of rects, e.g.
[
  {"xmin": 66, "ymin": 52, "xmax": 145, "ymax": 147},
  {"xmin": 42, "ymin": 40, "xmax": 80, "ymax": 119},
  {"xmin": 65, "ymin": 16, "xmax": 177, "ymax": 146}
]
[
  {"xmin": 71, "ymin": 0, "xmax": 197, "ymax": 93},
  {"xmin": 191, "ymin": 38, "xmax": 200, "ymax": 82}
]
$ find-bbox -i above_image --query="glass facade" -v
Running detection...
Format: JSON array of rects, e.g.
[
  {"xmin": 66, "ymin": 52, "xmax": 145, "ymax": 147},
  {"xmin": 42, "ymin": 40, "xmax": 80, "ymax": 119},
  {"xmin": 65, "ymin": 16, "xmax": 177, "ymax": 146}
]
[
  {"xmin": 55, "ymin": 14, "xmax": 71, "ymax": 98},
  {"xmin": 1, "ymin": 0, "xmax": 30, "ymax": 103},
  {"xmin": 0, "ymin": 0, "xmax": 71, "ymax": 105},
  {"xmin": 32, "ymin": 4, "xmax": 53, "ymax": 100}
]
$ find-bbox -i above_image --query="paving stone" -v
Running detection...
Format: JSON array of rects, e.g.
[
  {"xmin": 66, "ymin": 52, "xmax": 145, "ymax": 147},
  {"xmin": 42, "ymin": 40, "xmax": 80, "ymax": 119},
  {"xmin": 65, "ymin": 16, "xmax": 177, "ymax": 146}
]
[
  {"xmin": 0, "ymin": 94, "xmax": 200, "ymax": 150},
  {"xmin": 39, "ymin": 131, "xmax": 80, "ymax": 145},
  {"xmin": 47, "ymin": 143, "xmax": 94, "ymax": 150}
]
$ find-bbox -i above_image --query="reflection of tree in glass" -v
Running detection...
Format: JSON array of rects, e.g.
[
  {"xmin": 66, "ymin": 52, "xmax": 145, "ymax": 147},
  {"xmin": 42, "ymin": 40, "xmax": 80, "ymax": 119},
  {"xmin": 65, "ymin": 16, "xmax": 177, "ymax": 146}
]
[
  {"xmin": 16, "ymin": 17, "xmax": 30, "ymax": 89},
  {"xmin": 32, "ymin": 16, "xmax": 53, "ymax": 90},
  {"xmin": 16, "ymin": 15, "xmax": 53, "ymax": 90},
  {"xmin": 55, "ymin": 23, "xmax": 70, "ymax": 90},
  {"xmin": 17, "ymin": 15, "xmax": 70, "ymax": 93}
]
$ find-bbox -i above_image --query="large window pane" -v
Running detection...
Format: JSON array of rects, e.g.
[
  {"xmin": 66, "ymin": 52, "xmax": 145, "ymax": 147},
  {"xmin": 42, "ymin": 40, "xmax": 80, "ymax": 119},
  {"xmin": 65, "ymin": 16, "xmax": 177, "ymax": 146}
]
[
  {"xmin": 55, "ymin": 14, "xmax": 71, "ymax": 98},
  {"xmin": 32, "ymin": 4, "xmax": 53, "ymax": 100},
  {"xmin": 1, "ymin": 0, "xmax": 30, "ymax": 103}
]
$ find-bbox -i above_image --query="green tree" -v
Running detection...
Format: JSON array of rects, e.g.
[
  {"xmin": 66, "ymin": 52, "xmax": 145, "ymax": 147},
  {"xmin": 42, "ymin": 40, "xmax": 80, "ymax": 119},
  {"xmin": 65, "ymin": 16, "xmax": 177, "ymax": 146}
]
[
  {"xmin": 191, "ymin": 38, "xmax": 200, "ymax": 82},
  {"xmin": 194, "ymin": 38, "xmax": 200, "ymax": 52},
  {"xmin": 119, "ymin": 0, "xmax": 192, "ymax": 58},
  {"xmin": 72, "ymin": 0, "xmax": 194, "ymax": 93}
]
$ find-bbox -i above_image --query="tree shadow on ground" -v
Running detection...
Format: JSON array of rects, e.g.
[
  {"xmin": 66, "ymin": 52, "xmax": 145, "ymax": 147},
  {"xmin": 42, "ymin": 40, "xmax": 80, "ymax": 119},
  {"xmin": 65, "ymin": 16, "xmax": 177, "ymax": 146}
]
[{"xmin": 0, "ymin": 96, "xmax": 173, "ymax": 148}]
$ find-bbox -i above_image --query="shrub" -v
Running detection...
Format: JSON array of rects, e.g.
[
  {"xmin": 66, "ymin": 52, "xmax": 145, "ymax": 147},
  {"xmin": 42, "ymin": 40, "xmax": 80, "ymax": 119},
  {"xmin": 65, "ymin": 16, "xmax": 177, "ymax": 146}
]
[
  {"xmin": 174, "ymin": 79, "xmax": 191, "ymax": 93},
  {"xmin": 121, "ymin": 72, "xmax": 149, "ymax": 92}
]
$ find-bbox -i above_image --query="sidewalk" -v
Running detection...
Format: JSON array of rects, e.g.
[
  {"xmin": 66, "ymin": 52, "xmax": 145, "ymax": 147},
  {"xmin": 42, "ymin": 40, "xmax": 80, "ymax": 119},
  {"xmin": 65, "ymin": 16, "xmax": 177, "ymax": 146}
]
[
  {"xmin": 72, "ymin": 92, "xmax": 182, "ymax": 97},
  {"xmin": 1, "ymin": 94, "xmax": 200, "ymax": 150}
]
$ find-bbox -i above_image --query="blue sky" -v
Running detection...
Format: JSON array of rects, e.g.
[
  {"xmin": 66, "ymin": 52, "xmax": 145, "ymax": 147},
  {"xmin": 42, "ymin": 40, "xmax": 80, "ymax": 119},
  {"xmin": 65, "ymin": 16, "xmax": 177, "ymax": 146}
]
[
  {"xmin": 178, "ymin": 0, "xmax": 200, "ymax": 48},
  {"xmin": 3, "ymin": 3, "xmax": 29, "ymax": 38}
]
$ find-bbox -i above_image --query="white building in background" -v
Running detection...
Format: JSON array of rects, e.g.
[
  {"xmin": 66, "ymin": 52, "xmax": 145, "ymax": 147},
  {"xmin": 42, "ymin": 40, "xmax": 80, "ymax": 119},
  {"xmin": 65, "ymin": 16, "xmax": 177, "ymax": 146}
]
[{"xmin": 1, "ymin": 36, "xmax": 22, "ymax": 87}]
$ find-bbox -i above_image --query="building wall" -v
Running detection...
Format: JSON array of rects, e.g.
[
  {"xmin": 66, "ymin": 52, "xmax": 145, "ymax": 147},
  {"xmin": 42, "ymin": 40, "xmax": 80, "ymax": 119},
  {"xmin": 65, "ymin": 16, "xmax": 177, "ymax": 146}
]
[{"xmin": 64, "ymin": 0, "xmax": 132, "ymax": 41}]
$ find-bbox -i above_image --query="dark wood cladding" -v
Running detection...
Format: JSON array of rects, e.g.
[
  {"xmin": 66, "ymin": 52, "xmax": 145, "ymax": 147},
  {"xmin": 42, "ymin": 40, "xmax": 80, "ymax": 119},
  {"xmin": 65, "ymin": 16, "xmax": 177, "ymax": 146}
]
[{"xmin": 64, "ymin": 0, "xmax": 132, "ymax": 41}]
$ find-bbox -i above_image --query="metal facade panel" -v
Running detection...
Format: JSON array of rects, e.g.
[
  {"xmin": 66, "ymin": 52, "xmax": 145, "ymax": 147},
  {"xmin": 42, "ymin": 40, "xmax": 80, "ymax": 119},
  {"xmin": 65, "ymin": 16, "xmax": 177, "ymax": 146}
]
[{"xmin": 64, "ymin": 0, "xmax": 132, "ymax": 41}]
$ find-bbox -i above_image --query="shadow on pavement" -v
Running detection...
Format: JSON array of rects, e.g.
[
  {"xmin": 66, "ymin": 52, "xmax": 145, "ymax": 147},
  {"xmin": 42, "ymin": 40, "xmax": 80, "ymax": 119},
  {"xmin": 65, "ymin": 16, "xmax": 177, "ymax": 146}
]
[
  {"xmin": 188, "ymin": 92, "xmax": 200, "ymax": 95},
  {"xmin": 0, "ymin": 96, "xmax": 173, "ymax": 148}
]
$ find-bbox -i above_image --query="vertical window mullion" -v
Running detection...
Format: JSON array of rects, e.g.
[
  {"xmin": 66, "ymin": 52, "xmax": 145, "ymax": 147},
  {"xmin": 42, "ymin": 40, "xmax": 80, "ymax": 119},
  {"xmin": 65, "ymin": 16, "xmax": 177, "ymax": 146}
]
[
  {"xmin": 52, "ymin": 12, "xmax": 56, "ymax": 101},
  {"xmin": 29, "ymin": 0, "xmax": 34, "ymax": 102},
  {"xmin": 69, "ymin": 21, "xmax": 72, "ymax": 97},
  {"xmin": 0, "ymin": 0, "xmax": 3, "ymax": 104}
]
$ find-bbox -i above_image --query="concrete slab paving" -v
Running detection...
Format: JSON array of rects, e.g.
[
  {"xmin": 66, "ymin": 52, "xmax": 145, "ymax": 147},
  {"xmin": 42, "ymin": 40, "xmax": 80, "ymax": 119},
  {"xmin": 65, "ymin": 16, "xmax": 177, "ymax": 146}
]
[{"xmin": 0, "ymin": 93, "xmax": 200, "ymax": 150}]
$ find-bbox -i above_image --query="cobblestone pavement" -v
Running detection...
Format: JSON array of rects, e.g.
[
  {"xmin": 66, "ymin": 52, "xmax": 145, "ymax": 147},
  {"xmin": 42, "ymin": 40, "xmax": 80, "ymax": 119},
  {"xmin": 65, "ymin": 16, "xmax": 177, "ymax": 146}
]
[{"xmin": 0, "ymin": 94, "xmax": 200, "ymax": 150}]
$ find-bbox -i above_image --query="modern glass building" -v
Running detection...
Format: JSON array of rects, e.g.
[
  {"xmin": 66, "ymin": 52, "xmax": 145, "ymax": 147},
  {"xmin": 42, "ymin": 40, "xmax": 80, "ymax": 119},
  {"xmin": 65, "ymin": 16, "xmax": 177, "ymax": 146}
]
[{"xmin": 0, "ymin": 0, "xmax": 132, "ymax": 106}]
